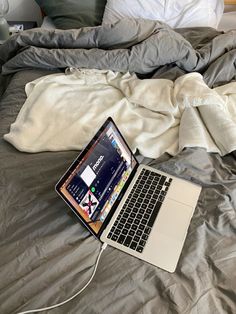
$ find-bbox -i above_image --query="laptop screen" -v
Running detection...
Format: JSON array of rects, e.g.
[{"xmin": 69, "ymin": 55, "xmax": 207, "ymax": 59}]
[{"xmin": 57, "ymin": 118, "xmax": 138, "ymax": 236}]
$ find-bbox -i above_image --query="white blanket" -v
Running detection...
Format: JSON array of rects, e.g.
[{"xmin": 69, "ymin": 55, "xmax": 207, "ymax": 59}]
[{"xmin": 4, "ymin": 69, "xmax": 236, "ymax": 158}]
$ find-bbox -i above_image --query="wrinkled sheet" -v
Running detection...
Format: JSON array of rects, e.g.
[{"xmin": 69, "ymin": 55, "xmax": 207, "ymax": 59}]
[
  {"xmin": 0, "ymin": 18, "xmax": 236, "ymax": 88},
  {"xmin": 3, "ymin": 70, "xmax": 236, "ymax": 157},
  {"xmin": 0, "ymin": 19, "xmax": 236, "ymax": 313}
]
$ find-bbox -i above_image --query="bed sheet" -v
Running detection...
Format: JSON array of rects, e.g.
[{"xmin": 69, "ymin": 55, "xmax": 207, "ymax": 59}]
[{"xmin": 0, "ymin": 19, "xmax": 236, "ymax": 313}]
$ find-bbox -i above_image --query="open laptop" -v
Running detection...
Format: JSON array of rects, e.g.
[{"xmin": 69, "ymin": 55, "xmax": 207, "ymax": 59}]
[{"xmin": 56, "ymin": 117, "xmax": 201, "ymax": 272}]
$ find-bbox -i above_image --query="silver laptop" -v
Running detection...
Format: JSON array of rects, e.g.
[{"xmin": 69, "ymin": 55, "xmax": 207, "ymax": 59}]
[{"xmin": 55, "ymin": 117, "xmax": 201, "ymax": 272}]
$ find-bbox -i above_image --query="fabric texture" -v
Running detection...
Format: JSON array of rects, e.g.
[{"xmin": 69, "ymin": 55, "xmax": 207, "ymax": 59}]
[
  {"xmin": 4, "ymin": 70, "xmax": 236, "ymax": 157},
  {"xmin": 102, "ymin": 0, "xmax": 224, "ymax": 28},
  {"xmin": 0, "ymin": 18, "xmax": 235, "ymax": 90},
  {"xmin": 35, "ymin": 0, "xmax": 107, "ymax": 29},
  {"xmin": 0, "ymin": 71, "xmax": 236, "ymax": 314}
]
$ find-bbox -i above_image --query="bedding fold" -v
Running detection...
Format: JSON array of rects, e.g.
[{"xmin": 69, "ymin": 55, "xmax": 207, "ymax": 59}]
[
  {"xmin": 0, "ymin": 18, "xmax": 236, "ymax": 87},
  {"xmin": 4, "ymin": 70, "xmax": 236, "ymax": 157}
]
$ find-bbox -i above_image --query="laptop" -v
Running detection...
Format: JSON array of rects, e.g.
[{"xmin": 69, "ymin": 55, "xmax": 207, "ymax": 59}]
[{"xmin": 55, "ymin": 117, "xmax": 201, "ymax": 272}]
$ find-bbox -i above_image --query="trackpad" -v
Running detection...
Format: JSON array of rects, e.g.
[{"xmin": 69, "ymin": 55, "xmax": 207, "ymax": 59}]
[{"xmin": 154, "ymin": 199, "xmax": 194, "ymax": 241}]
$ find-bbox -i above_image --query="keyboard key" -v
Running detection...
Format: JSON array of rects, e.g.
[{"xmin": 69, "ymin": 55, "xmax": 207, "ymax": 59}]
[
  {"xmin": 114, "ymin": 229, "xmax": 121, "ymax": 235},
  {"xmin": 139, "ymin": 224, "xmax": 145, "ymax": 231},
  {"xmin": 131, "ymin": 224, "xmax": 138, "ymax": 231},
  {"xmin": 136, "ymin": 213, "xmax": 142, "ymax": 219},
  {"xmin": 142, "ymin": 234, "xmax": 148, "ymax": 241},
  {"xmin": 129, "ymin": 229, "xmax": 135, "ymax": 236},
  {"xmin": 147, "ymin": 201, "xmax": 162, "ymax": 227},
  {"xmin": 128, "ymin": 218, "xmax": 133, "ymax": 224},
  {"xmin": 118, "ymin": 234, "xmax": 125, "ymax": 244},
  {"xmin": 122, "ymin": 229, "xmax": 128, "ymax": 235},
  {"xmin": 124, "ymin": 236, "xmax": 132, "ymax": 247},
  {"xmin": 136, "ymin": 246, "xmax": 144, "ymax": 253},
  {"xmin": 141, "ymin": 218, "xmax": 148, "ymax": 225},
  {"xmin": 117, "ymin": 223, "xmax": 123, "ymax": 229},
  {"xmin": 144, "ymin": 227, "xmax": 151, "ymax": 235},
  {"xmin": 126, "ymin": 207, "xmax": 132, "ymax": 213},
  {"xmin": 111, "ymin": 234, "xmax": 118, "ymax": 241},
  {"xmin": 136, "ymin": 229, "xmax": 142, "ymax": 236},
  {"xmin": 130, "ymin": 241, "xmax": 138, "ymax": 250},
  {"xmin": 139, "ymin": 240, "xmax": 146, "ymax": 247},
  {"xmin": 159, "ymin": 176, "xmax": 167, "ymax": 185}
]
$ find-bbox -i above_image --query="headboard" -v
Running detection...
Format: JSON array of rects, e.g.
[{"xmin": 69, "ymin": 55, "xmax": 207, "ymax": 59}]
[{"xmin": 224, "ymin": 0, "xmax": 236, "ymax": 4}]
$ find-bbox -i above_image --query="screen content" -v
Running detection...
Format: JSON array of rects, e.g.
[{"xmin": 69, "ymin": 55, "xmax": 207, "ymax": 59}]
[{"xmin": 59, "ymin": 121, "xmax": 137, "ymax": 234}]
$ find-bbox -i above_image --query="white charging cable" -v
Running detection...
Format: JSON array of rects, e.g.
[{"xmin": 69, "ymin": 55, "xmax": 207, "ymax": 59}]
[{"xmin": 17, "ymin": 243, "xmax": 107, "ymax": 314}]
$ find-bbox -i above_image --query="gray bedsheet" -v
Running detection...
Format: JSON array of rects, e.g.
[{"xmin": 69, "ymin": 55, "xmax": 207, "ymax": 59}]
[
  {"xmin": 0, "ymin": 19, "xmax": 236, "ymax": 314},
  {"xmin": 0, "ymin": 18, "xmax": 236, "ymax": 88}
]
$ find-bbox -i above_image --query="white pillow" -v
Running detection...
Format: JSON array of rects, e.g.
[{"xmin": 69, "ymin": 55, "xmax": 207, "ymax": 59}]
[{"xmin": 102, "ymin": 0, "xmax": 224, "ymax": 29}]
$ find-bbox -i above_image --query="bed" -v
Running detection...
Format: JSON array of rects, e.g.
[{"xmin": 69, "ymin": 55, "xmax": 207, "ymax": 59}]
[{"xmin": 0, "ymin": 1, "xmax": 236, "ymax": 313}]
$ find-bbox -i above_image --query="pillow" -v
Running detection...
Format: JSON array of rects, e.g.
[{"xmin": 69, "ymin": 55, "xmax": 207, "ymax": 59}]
[
  {"xmin": 218, "ymin": 12, "xmax": 236, "ymax": 31},
  {"xmin": 35, "ymin": 0, "xmax": 107, "ymax": 29},
  {"xmin": 102, "ymin": 0, "xmax": 224, "ymax": 29}
]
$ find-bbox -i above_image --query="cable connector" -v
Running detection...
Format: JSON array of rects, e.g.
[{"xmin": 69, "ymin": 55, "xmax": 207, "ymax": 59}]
[{"xmin": 101, "ymin": 242, "xmax": 108, "ymax": 251}]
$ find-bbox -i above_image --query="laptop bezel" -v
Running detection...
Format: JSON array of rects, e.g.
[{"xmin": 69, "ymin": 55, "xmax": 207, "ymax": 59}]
[{"xmin": 55, "ymin": 117, "xmax": 139, "ymax": 240}]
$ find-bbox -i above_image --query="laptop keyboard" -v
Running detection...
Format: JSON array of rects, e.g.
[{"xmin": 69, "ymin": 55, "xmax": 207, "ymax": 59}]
[{"xmin": 107, "ymin": 169, "xmax": 172, "ymax": 253}]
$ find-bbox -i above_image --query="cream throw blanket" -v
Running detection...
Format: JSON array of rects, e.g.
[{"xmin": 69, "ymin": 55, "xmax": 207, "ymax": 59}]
[{"xmin": 4, "ymin": 69, "xmax": 236, "ymax": 158}]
